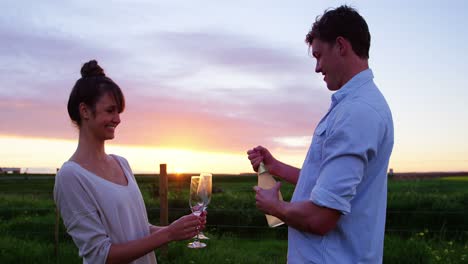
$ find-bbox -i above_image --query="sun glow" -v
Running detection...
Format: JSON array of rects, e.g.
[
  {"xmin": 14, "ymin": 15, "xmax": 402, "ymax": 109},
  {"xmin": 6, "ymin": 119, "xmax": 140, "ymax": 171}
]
[
  {"xmin": 0, "ymin": 135, "xmax": 258, "ymax": 174},
  {"xmin": 1, "ymin": 134, "xmax": 466, "ymax": 174},
  {"xmin": 173, "ymin": 168, "xmax": 186, "ymax": 174}
]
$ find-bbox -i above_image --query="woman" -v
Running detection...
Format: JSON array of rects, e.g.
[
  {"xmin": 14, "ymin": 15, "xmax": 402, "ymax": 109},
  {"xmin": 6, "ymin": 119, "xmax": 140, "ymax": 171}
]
[{"xmin": 54, "ymin": 60, "xmax": 205, "ymax": 264}]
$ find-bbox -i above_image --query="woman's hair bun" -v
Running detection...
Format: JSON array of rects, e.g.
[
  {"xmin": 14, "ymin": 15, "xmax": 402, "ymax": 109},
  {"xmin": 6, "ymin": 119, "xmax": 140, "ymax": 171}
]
[{"xmin": 80, "ymin": 60, "xmax": 105, "ymax": 78}]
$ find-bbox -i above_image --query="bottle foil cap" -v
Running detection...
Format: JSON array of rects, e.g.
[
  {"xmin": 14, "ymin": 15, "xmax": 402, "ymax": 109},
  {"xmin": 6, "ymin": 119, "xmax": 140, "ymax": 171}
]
[{"xmin": 258, "ymin": 162, "xmax": 267, "ymax": 175}]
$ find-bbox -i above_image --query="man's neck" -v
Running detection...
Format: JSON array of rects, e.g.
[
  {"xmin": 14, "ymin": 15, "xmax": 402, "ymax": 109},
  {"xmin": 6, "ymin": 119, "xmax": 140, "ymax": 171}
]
[{"xmin": 339, "ymin": 59, "xmax": 369, "ymax": 89}]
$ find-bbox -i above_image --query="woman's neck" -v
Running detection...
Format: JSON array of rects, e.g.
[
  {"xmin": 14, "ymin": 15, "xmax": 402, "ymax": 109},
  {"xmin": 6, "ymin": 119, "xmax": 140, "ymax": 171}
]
[{"xmin": 72, "ymin": 130, "xmax": 107, "ymax": 163}]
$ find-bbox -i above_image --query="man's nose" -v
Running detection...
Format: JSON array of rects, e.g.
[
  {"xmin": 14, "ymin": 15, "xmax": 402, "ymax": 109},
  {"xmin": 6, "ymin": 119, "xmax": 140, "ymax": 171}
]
[{"xmin": 315, "ymin": 62, "xmax": 321, "ymax": 73}]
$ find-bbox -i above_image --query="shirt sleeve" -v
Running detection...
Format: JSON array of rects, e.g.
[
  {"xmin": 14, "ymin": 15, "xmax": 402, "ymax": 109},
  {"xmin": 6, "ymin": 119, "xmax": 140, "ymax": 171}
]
[
  {"xmin": 54, "ymin": 165, "xmax": 111, "ymax": 264},
  {"xmin": 310, "ymin": 101, "xmax": 385, "ymax": 215}
]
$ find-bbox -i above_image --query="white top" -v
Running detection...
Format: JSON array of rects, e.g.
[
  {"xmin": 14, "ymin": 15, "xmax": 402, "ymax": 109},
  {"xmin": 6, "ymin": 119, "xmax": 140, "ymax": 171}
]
[{"xmin": 54, "ymin": 154, "xmax": 157, "ymax": 264}]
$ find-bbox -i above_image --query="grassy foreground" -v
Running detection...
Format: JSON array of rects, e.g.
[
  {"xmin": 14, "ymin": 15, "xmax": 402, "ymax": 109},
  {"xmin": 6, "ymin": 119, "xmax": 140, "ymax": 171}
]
[
  {"xmin": 0, "ymin": 174, "xmax": 467, "ymax": 263},
  {"xmin": 0, "ymin": 232, "xmax": 466, "ymax": 263}
]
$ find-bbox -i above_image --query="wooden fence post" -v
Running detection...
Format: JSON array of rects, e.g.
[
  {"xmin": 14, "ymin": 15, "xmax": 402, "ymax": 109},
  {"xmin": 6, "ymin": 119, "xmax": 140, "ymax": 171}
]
[
  {"xmin": 55, "ymin": 167, "xmax": 60, "ymax": 262},
  {"xmin": 159, "ymin": 164, "xmax": 168, "ymax": 257},
  {"xmin": 55, "ymin": 206, "xmax": 59, "ymax": 262}
]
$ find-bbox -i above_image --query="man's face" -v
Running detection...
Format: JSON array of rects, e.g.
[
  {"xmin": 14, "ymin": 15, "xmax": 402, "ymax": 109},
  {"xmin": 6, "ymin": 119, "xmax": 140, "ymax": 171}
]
[{"xmin": 311, "ymin": 38, "xmax": 343, "ymax": 91}]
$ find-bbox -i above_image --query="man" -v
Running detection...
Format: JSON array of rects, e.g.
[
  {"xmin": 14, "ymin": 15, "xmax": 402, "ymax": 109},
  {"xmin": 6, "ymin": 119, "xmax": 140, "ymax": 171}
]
[{"xmin": 247, "ymin": 5, "xmax": 394, "ymax": 263}]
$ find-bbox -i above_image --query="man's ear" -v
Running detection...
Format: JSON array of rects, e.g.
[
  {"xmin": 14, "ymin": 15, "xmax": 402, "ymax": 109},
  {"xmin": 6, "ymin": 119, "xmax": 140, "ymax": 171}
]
[
  {"xmin": 79, "ymin": 102, "xmax": 90, "ymax": 120},
  {"xmin": 335, "ymin": 36, "xmax": 350, "ymax": 56}
]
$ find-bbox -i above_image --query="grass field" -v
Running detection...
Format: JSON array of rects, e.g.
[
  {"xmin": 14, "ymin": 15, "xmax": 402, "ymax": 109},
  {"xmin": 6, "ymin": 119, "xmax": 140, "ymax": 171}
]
[{"xmin": 0, "ymin": 174, "xmax": 467, "ymax": 263}]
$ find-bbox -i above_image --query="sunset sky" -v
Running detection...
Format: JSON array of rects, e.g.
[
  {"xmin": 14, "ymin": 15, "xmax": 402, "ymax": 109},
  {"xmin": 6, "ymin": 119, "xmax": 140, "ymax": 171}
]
[{"xmin": 1, "ymin": 0, "xmax": 467, "ymax": 174}]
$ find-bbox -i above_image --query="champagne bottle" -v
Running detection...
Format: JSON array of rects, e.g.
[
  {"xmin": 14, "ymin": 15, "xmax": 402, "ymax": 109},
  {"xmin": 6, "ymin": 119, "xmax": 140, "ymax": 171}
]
[{"xmin": 257, "ymin": 162, "xmax": 284, "ymax": 227}]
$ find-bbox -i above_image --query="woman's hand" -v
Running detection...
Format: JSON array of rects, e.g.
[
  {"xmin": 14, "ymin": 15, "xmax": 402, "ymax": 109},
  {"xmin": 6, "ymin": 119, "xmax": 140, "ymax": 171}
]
[{"xmin": 167, "ymin": 212, "xmax": 206, "ymax": 241}]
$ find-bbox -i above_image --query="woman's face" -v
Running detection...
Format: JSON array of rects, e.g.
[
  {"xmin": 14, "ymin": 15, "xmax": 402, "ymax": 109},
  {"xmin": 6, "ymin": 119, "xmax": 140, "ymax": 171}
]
[{"xmin": 86, "ymin": 92, "xmax": 121, "ymax": 141}]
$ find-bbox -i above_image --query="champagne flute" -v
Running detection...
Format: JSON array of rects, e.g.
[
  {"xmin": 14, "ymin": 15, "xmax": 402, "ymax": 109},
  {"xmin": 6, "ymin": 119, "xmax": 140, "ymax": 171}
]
[
  {"xmin": 197, "ymin": 173, "xmax": 212, "ymax": 240},
  {"xmin": 187, "ymin": 176, "xmax": 206, "ymax": 248}
]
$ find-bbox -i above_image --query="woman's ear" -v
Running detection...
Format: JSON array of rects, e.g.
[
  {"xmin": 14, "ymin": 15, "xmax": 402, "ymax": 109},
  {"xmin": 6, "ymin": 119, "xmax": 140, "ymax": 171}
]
[{"xmin": 79, "ymin": 102, "xmax": 90, "ymax": 121}]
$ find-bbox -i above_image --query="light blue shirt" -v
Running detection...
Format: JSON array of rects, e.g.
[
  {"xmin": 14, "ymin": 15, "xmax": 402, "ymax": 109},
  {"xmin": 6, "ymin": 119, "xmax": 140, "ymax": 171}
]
[{"xmin": 288, "ymin": 69, "xmax": 394, "ymax": 264}]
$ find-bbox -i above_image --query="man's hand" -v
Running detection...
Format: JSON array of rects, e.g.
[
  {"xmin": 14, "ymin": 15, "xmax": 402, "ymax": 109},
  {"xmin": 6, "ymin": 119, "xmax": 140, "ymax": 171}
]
[
  {"xmin": 247, "ymin": 145, "xmax": 277, "ymax": 172},
  {"xmin": 253, "ymin": 181, "xmax": 282, "ymax": 216}
]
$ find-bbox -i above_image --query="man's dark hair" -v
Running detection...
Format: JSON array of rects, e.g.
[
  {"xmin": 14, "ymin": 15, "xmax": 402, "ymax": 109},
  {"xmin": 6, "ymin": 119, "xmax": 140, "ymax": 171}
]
[{"xmin": 305, "ymin": 5, "xmax": 371, "ymax": 59}]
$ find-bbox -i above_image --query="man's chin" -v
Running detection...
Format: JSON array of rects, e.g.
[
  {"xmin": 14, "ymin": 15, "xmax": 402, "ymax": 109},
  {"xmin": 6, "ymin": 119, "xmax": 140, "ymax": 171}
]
[{"xmin": 326, "ymin": 83, "xmax": 339, "ymax": 91}]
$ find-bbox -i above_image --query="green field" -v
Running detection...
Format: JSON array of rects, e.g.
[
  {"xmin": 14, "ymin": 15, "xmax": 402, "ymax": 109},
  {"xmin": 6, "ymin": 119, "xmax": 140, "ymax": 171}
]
[{"xmin": 0, "ymin": 174, "xmax": 467, "ymax": 263}]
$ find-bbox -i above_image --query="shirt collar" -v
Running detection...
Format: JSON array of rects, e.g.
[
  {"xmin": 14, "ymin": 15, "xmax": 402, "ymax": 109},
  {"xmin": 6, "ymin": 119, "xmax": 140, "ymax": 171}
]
[{"xmin": 331, "ymin": 68, "xmax": 374, "ymax": 107}]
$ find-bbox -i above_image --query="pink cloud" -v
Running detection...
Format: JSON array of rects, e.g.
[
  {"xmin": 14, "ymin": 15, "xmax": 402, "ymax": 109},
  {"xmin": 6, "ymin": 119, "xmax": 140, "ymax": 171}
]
[
  {"xmin": 0, "ymin": 85, "xmax": 329, "ymax": 154},
  {"xmin": 0, "ymin": 28, "xmax": 332, "ymax": 154}
]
